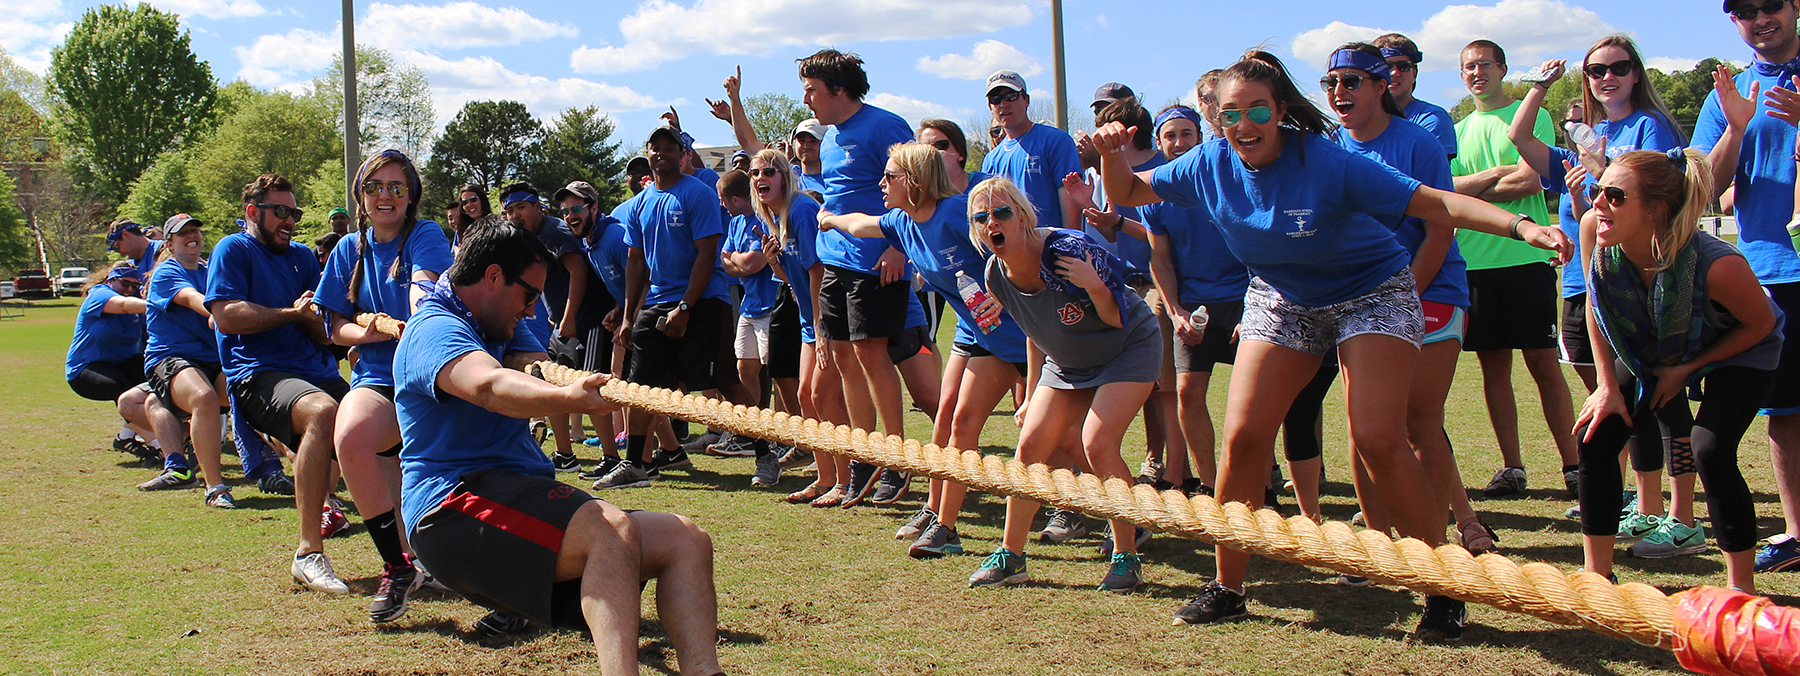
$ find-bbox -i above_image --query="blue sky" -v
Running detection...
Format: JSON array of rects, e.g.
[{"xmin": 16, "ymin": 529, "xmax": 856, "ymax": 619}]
[{"xmin": 0, "ymin": 0, "xmax": 1763, "ymax": 150}]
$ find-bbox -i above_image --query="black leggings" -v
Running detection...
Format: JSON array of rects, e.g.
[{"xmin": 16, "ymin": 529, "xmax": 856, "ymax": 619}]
[
  {"xmin": 1282, "ymin": 351, "xmax": 1339, "ymax": 462},
  {"xmin": 68, "ymin": 356, "xmax": 146, "ymax": 402},
  {"xmin": 1623, "ymin": 394, "xmax": 1696, "ymax": 475},
  {"xmin": 1577, "ymin": 365, "xmax": 1773, "ymax": 553}
]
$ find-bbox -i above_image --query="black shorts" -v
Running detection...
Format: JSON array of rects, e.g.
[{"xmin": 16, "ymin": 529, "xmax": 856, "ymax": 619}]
[
  {"xmin": 888, "ymin": 325, "xmax": 932, "ymax": 365},
  {"xmin": 1464, "ymin": 262, "xmax": 1559, "ymax": 352},
  {"xmin": 767, "ymin": 285, "xmax": 803, "ymax": 380},
  {"xmin": 628, "ymin": 298, "xmax": 728, "ymax": 391},
  {"xmin": 548, "ymin": 333, "xmax": 585, "ymax": 370},
  {"xmin": 1559, "ymin": 294, "xmax": 1594, "ymax": 366},
  {"xmin": 410, "ymin": 468, "xmax": 601, "ymax": 630},
  {"xmin": 228, "ymin": 370, "xmax": 350, "ymax": 448},
  {"xmin": 1172, "ymin": 300, "xmax": 1243, "ymax": 374},
  {"xmin": 1762, "ymin": 282, "xmax": 1800, "ymax": 414},
  {"xmin": 582, "ymin": 326, "xmax": 613, "ymax": 373},
  {"xmin": 147, "ymin": 357, "xmax": 223, "ymax": 419},
  {"xmin": 67, "ymin": 356, "xmax": 147, "ymax": 402},
  {"xmin": 951, "ymin": 341, "xmax": 1027, "ymax": 377},
  {"xmin": 818, "ymin": 265, "xmax": 908, "ymax": 341}
]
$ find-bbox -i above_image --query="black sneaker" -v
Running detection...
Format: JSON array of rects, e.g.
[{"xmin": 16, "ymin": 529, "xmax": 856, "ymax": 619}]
[
  {"xmin": 113, "ymin": 436, "xmax": 160, "ymax": 461},
  {"xmin": 1415, "ymin": 595, "xmax": 1466, "ymax": 640},
  {"xmin": 841, "ymin": 461, "xmax": 880, "ymax": 508},
  {"xmin": 651, "ymin": 448, "xmax": 690, "ymax": 472},
  {"xmin": 369, "ymin": 561, "xmax": 422, "ymax": 623},
  {"xmin": 580, "ymin": 456, "xmax": 623, "ymax": 481},
  {"xmin": 1263, "ymin": 487, "xmax": 1286, "ymax": 515},
  {"xmin": 258, "ymin": 473, "xmax": 295, "ymax": 496},
  {"xmin": 474, "ymin": 610, "xmax": 532, "ymax": 637},
  {"xmin": 551, "ymin": 452, "xmax": 581, "ymax": 473},
  {"xmin": 1172, "ymin": 582, "xmax": 1248, "ymax": 625},
  {"xmin": 1182, "ymin": 479, "xmax": 1212, "ymax": 497},
  {"xmin": 868, "ymin": 469, "xmax": 910, "ymax": 505}
]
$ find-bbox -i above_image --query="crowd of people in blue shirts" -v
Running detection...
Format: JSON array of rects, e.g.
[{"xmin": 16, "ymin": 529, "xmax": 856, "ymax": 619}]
[{"xmin": 55, "ymin": 2, "xmax": 1800, "ymax": 669}]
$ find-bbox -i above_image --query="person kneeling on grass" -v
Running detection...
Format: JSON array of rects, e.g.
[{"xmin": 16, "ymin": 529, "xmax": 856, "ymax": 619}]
[{"xmin": 394, "ymin": 223, "xmax": 723, "ymax": 675}]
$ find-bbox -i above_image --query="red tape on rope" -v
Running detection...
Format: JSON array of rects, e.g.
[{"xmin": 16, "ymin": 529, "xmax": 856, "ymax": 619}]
[{"xmin": 1673, "ymin": 586, "xmax": 1799, "ymax": 676}]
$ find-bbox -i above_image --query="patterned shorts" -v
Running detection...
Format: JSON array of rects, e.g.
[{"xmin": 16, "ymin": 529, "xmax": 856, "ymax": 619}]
[{"xmin": 1238, "ymin": 270, "xmax": 1424, "ymax": 356}]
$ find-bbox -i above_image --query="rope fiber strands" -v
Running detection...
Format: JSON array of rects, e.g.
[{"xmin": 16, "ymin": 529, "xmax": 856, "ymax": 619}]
[{"xmin": 352, "ymin": 308, "xmax": 1790, "ymax": 673}]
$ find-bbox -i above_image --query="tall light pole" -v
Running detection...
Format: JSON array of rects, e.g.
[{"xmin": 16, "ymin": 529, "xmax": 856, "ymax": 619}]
[
  {"xmin": 1050, "ymin": 0, "xmax": 1068, "ymax": 130},
  {"xmin": 341, "ymin": 0, "xmax": 360, "ymax": 212}
]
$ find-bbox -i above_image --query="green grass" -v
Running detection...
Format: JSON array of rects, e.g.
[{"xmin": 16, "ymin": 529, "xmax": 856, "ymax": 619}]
[{"xmin": 1, "ymin": 296, "xmax": 1794, "ymax": 675}]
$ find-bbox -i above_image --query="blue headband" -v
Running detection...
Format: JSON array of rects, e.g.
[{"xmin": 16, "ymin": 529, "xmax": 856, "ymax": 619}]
[
  {"xmin": 106, "ymin": 267, "xmax": 143, "ymax": 282},
  {"xmin": 1379, "ymin": 46, "xmax": 1422, "ymax": 63},
  {"xmin": 106, "ymin": 223, "xmax": 141, "ymax": 246},
  {"xmin": 1154, "ymin": 106, "xmax": 1205, "ymax": 134},
  {"xmin": 502, "ymin": 191, "xmax": 540, "ymax": 206},
  {"xmin": 1329, "ymin": 49, "xmax": 1393, "ymax": 82}
]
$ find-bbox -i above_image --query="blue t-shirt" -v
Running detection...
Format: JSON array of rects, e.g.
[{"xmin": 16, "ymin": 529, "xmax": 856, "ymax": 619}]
[
  {"xmin": 1149, "ymin": 132, "xmax": 1418, "ymax": 307},
  {"xmin": 1338, "ymin": 119, "xmax": 1471, "ymax": 308},
  {"xmin": 799, "ymin": 172, "xmax": 827, "ymax": 195},
  {"xmin": 585, "ymin": 216, "xmax": 631, "ymax": 306},
  {"xmin": 65, "ymin": 285, "xmax": 144, "ymax": 380},
  {"xmin": 614, "ymin": 174, "xmax": 732, "ymax": 306},
  {"xmin": 1694, "ymin": 65, "xmax": 1800, "ymax": 285},
  {"xmin": 314, "ymin": 219, "xmax": 455, "ymax": 388},
  {"xmin": 1084, "ymin": 156, "xmax": 1165, "ymax": 274},
  {"xmin": 395, "ymin": 288, "xmax": 550, "ymax": 535},
  {"xmin": 724, "ymin": 214, "xmax": 779, "ymax": 317},
  {"xmin": 1138, "ymin": 199, "xmax": 1250, "ymax": 307},
  {"xmin": 773, "ymin": 196, "xmax": 823, "ymax": 342},
  {"xmin": 1543, "ymin": 111, "xmax": 1684, "ymax": 297},
  {"xmin": 819, "ymin": 104, "xmax": 915, "ymax": 271},
  {"xmin": 1402, "ymin": 98, "xmax": 1459, "ymax": 159},
  {"xmin": 877, "ymin": 194, "xmax": 1028, "ymax": 362},
  {"xmin": 134, "ymin": 239, "xmax": 164, "ymax": 280},
  {"xmin": 145, "ymin": 259, "xmax": 216, "ymax": 368},
  {"xmin": 982, "ymin": 123, "xmax": 1083, "ymax": 230},
  {"xmin": 204, "ymin": 232, "xmax": 337, "ymax": 383}
]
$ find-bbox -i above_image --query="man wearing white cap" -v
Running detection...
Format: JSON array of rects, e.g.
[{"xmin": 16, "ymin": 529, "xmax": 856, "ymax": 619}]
[{"xmin": 981, "ymin": 69, "xmax": 1082, "ymax": 232}]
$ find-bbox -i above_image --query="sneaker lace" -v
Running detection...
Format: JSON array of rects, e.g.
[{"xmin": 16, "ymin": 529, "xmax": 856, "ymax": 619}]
[
  {"xmin": 1048, "ymin": 511, "xmax": 1073, "ymax": 531},
  {"xmin": 978, "ymin": 548, "xmax": 1014, "ymax": 571},
  {"xmin": 907, "ymin": 508, "xmax": 935, "ymax": 528},
  {"xmin": 1109, "ymin": 553, "xmax": 1138, "ymax": 576}
]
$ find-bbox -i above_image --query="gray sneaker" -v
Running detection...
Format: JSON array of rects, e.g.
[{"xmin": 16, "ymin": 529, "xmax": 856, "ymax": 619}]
[
  {"xmin": 896, "ymin": 507, "xmax": 938, "ymax": 540},
  {"xmin": 592, "ymin": 461, "xmax": 653, "ymax": 490},
  {"xmin": 778, "ymin": 444, "xmax": 812, "ymax": 469},
  {"xmin": 138, "ymin": 468, "xmax": 200, "ymax": 491},
  {"xmin": 204, "ymin": 485, "xmax": 237, "ymax": 509},
  {"xmin": 1040, "ymin": 509, "xmax": 1087, "ymax": 543},
  {"xmin": 681, "ymin": 430, "xmax": 721, "ymax": 453},
  {"xmin": 1482, "ymin": 466, "xmax": 1528, "ymax": 497},
  {"xmin": 909, "ymin": 523, "xmax": 963, "ymax": 559},
  {"xmin": 1099, "ymin": 552, "xmax": 1142, "ymax": 592},
  {"xmin": 968, "ymin": 547, "xmax": 1028, "ymax": 587},
  {"xmin": 751, "ymin": 452, "xmax": 782, "ymax": 487}
]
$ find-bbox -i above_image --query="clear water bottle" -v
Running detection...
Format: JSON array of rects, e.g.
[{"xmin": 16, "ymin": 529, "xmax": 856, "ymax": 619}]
[
  {"xmin": 1190, "ymin": 305, "xmax": 1210, "ymax": 335},
  {"xmin": 956, "ymin": 270, "xmax": 999, "ymax": 334},
  {"xmin": 1564, "ymin": 121, "xmax": 1603, "ymax": 155}
]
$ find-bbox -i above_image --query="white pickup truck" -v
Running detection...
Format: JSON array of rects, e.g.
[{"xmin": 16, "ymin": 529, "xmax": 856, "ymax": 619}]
[{"xmin": 57, "ymin": 267, "xmax": 89, "ymax": 296}]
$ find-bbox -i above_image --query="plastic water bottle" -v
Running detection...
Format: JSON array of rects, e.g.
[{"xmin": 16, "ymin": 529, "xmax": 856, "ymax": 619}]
[
  {"xmin": 1564, "ymin": 122, "xmax": 1603, "ymax": 155},
  {"xmin": 956, "ymin": 270, "xmax": 999, "ymax": 334},
  {"xmin": 1190, "ymin": 306, "xmax": 1210, "ymax": 335}
]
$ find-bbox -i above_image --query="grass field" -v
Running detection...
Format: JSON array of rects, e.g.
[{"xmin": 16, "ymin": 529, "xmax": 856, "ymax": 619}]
[{"xmin": 1, "ymin": 296, "xmax": 1795, "ymax": 676}]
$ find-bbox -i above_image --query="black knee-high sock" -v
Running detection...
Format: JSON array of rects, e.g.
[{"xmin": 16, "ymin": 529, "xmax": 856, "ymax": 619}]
[
  {"xmin": 366, "ymin": 510, "xmax": 408, "ymax": 568},
  {"xmin": 671, "ymin": 418, "xmax": 689, "ymax": 439},
  {"xmin": 628, "ymin": 435, "xmax": 649, "ymax": 468},
  {"xmin": 752, "ymin": 437, "xmax": 771, "ymax": 458}
]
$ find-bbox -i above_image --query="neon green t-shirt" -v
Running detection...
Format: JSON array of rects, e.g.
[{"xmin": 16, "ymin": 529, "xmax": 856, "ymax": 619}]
[{"xmin": 1451, "ymin": 99, "xmax": 1555, "ymax": 270}]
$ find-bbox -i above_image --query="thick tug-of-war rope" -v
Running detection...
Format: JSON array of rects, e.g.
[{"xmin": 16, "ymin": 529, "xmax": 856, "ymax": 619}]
[{"xmin": 356, "ymin": 314, "xmax": 1796, "ymax": 674}]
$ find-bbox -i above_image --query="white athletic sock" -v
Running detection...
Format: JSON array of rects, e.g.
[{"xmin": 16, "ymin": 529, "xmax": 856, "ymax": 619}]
[
  {"xmin": 117, "ymin": 426, "xmax": 134, "ymax": 441},
  {"xmin": 220, "ymin": 414, "xmax": 231, "ymax": 441},
  {"xmin": 148, "ymin": 439, "xmax": 162, "ymax": 450}
]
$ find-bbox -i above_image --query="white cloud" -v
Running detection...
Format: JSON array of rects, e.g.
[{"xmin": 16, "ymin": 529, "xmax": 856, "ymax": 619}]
[
  {"xmin": 233, "ymin": 27, "xmax": 338, "ymax": 87},
  {"xmin": 916, "ymin": 40, "xmax": 1041, "ymax": 80},
  {"xmin": 0, "ymin": 17, "xmax": 73, "ymax": 74},
  {"xmin": 1291, "ymin": 0, "xmax": 1616, "ymax": 72},
  {"xmin": 402, "ymin": 51, "xmax": 661, "ymax": 120},
  {"xmin": 571, "ymin": 0, "xmax": 1035, "ymax": 74},
  {"xmin": 866, "ymin": 92, "xmax": 971, "ymax": 127},
  {"xmin": 147, "ymin": 0, "xmax": 267, "ymax": 19},
  {"xmin": 15, "ymin": 0, "xmax": 60, "ymax": 18},
  {"xmin": 362, "ymin": 2, "xmax": 575, "ymax": 50}
]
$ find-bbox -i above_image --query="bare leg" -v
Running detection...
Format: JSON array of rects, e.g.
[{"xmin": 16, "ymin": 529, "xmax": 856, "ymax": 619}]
[
  {"xmin": 1523, "ymin": 348, "xmax": 1579, "ymax": 468},
  {"xmin": 1083, "ymin": 381, "xmax": 1156, "ymax": 554},
  {"xmin": 172, "ymin": 369, "xmax": 226, "ymax": 486},
  {"xmin": 333, "ymin": 388, "xmax": 402, "ymax": 519},
  {"xmin": 938, "ymin": 356, "xmax": 1017, "ymax": 529},
  {"xmin": 1001, "ymin": 387, "xmax": 1092, "ymax": 555},
  {"xmin": 1412, "ymin": 340, "xmax": 1476, "ymax": 526},
  {"xmin": 291, "ymin": 391, "xmax": 340, "ymax": 556},
  {"xmin": 849, "ymin": 338, "xmax": 906, "ymax": 436},
  {"xmin": 897, "ymin": 350, "xmax": 941, "ymax": 424},
  {"xmin": 556, "ymin": 501, "xmax": 646, "ymax": 674},
  {"xmin": 1476, "ymin": 349, "xmax": 1523, "ymax": 469},
  {"xmin": 1177, "ymin": 371, "xmax": 1216, "ymax": 489},
  {"xmin": 1215, "ymin": 341, "xmax": 1322, "ymax": 590}
]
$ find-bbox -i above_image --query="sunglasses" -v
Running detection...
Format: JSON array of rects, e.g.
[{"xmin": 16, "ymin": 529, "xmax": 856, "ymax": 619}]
[
  {"xmin": 1320, "ymin": 73, "xmax": 1371, "ymax": 92},
  {"xmin": 987, "ymin": 91, "xmax": 1023, "ymax": 105},
  {"xmin": 361, "ymin": 181, "xmax": 409, "ymax": 198},
  {"xmin": 1388, "ymin": 60, "xmax": 1418, "ymax": 73},
  {"xmin": 881, "ymin": 170, "xmax": 908, "ymax": 183},
  {"xmin": 1584, "ymin": 59, "xmax": 1635, "ymax": 79},
  {"xmin": 558, "ymin": 204, "xmax": 588, "ymax": 217},
  {"xmin": 971, "ymin": 205, "xmax": 1016, "ymax": 225},
  {"xmin": 929, "ymin": 139, "xmax": 953, "ymax": 151},
  {"xmin": 1586, "ymin": 183, "xmax": 1628, "ymax": 205},
  {"xmin": 254, "ymin": 203, "xmax": 304, "ymax": 221},
  {"xmin": 749, "ymin": 167, "xmax": 784, "ymax": 178},
  {"xmin": 509, "ymin": 275, "xmax": 542, "ymax": 306},
  {"xmin": 1217, "ymin": 106, "xmax": 1274, "ymax": 128},
  {"xmin": 117, "ymin": 280, "xmax": 142, "ymax": 291},
  {"xmin": 460, "ymin": 196, "xmax": 482, "ymax": 206},
  {"xmin": 1732, "ymin": 0, "xmax": 1790, "ymax": 20}
]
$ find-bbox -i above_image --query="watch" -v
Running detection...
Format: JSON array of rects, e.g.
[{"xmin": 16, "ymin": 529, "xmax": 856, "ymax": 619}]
[
  {"xmin": 1508, "ymin": 213, "xmax": 1535, "ymax": 241},
  {"xmin": 676, "ymin": 301, "xmax": 691, "ymax": 312}
]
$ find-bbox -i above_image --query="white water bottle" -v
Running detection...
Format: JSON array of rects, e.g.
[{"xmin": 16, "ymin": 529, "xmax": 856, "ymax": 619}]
[
  {"xmin": 1564, "ymin": 122, "xmax": 1602, "ymax": 155},
  {"xmin": 956, "ymin": 270, "xmax": 998, "ymax": 334},
  {"xmin": 1190, "ymin": 305, "xmax": 1210, "ymax": 335}
]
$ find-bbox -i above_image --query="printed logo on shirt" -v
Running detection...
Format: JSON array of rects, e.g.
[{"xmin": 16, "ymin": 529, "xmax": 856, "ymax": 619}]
[
  {"xmin": 1025, "ymin": 156, "xmax": 1043, "ymax": 176},
  {"xmin": 937, "ymin": 245, "xmax": 961, "ymax": 270},
  {"xmin": 1058, "ymin": 302, "xmax": 1084, "ymax": 325},
  {"xmin": 1284, "ymin": 209, "xmax": 1315, "ymax": 239},
  {"xmin": 839, "ymin": 143, "xmax": 859, "ymax": 164},
  {"xmin": 664, "ymin": 205, "xmax": 687, "ymax": 230}
]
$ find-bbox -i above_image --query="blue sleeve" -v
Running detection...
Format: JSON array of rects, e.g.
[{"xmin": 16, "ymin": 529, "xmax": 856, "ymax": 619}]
[
  {"xmin": 1423, "ymin": 109, "xmax": 1457, "ymax": 157},
  {"xmin": 1643, "ymin": 116, "xmax": 1684, "ymax": 153},
  {"xmin": 688, "ymin": 187, "xmax": 724, "ymax": 243},
  {"xmin": 313, "ymin": 235, "xmax": 357, "ymax": 319},
  {"xmin": 407, "ymin": 220, "xmax": 454, "ymax": 275},
  {"xmin": 82, "ymin": 286, "xmax": 116, "ymax": 321},
  {"xmin": 619, "ymin": 205, "xmax": 644, "ymax": 249},
  {"xmin": 1692, "ymin": 89, "xmax": 1727, "ymax": 154},
  {"xmin": 877, "ymin": 209, "xmax": 905, "ymax": 251},
  {"xmin": 1342, "ymin": 151, "xmax": 1421, "ymax": 220},
  {"xmin": 790, "ymin": 202, "xmax": 821, "ymax": 269},
  {"xmin": 398, "ymin": 314, "xmax": 486, "ymax": 401},
  {"xmin": 1139, "ymin": 203, "xmax": 1166, "ymax": 236},
  {"xmin": 1048, "ymin": 131, "xmax": 1083, "ymax": 183},
  {"xmin": 204, "ymin": 237, "xmax": 250, "ymax": 305},
  {"xmin": 147, "ymin": 262, "xmax": 186, "ymax": 312},
  {"xmin": 1540, "ymin": 146, "xmax": 1578, "ymax": 193},
  {"xmin": 1148, "ymin": 151, "xmax": 1205, "ymax": 210}
]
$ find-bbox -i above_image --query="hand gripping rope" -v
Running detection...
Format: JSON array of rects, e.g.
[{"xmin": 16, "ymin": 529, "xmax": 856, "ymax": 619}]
[{"xmin": 354, "ymin": 313, "xmax": 1799, "ymax": 675}]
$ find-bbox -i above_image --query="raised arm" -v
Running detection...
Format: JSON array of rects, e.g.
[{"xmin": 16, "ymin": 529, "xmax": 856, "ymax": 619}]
[
  {"xmin": 1509, "ymin": 60, "xmax": 1564, "ymax": 180},
  {"xmin": 1091, "ymin": 122, "xmax": 1164, "ymax": 208},
  {"xmin": 1705, "ymin": 65, "xmax": 1758, "ymax": 201},
  {"xmin": 1404, "ymin": 185, "xmax": 1571, "ymax": 263},
  {"xmin": 717, "ymin": 66, "xmax": 766, "ymax": 154}
]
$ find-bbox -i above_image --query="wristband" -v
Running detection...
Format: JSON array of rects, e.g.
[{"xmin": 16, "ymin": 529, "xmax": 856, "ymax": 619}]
[{"xmin": 1508, "ymin": 213, "xmax": 1534, "ymax": 241}]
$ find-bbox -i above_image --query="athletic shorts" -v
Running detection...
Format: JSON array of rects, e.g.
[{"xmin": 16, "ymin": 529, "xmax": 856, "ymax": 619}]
[
  {"xmin": 582, "ymin": 326, "xmax": 613, "ymax": 374},
  {"xmin": 1559, "ymin": 294, "xmax": 1594, "ymax": 366},
  {"xmin": 734, "ymin": 313, "xmax": 772, "ymax": 361},
  {"xmin": 228, "ymin": 370, "xmax": 350, "ymax": 448},
  {"xmin": 818, "ymin": 265, "xmax": 908, "ymax": 341},
  {"xmin": 548, "ymin": 333, "xmax": 586, "ymax": 371},
  {"xmin": 1464, "ymin": 262, "xmax": 1559, "ymax": 352},
  {"xmin": 1171, "ymin": 300, "xmax": 1244, "ymax": 374},
  {"xmin": 1421, "ymin": 301, "xmax": 1468, "ymax": 346},
  {"xmin": 628, "ymin": 298, "xmax": 728, "ymax": 392},
  {"xmin": 766, "ymin": 286, "xmax": 803, "ymax": 380},
  {"xmin": 410, "ymin": 468, "xmax": 603, "ymax": 630},
  {"xmin": 951, "ymin": 341, "xmax": 1028, "ymax": 377},
  {"xmin": 888, "ymin": 324, "xmax": 932, "ymax": 365},
  {"xmin": 1239, "ymin": 271, "xmax": 1423, "ymax": 356},
  {"xmin": 1761, "ymin": 282, "xmax": 1800, "ymax": 415},
  {"xmin": 67, "ymin": 355, "xmax": 146, "ymax": 402},
  {"xmin": 147, "ymin": 357, "xmax": 223, "ymax": 420}
]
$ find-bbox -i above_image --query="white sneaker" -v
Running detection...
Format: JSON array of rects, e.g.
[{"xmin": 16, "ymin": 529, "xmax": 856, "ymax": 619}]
[{"xmin": 292, "ymin": 551, "xmax": 351, "ymax": 594}]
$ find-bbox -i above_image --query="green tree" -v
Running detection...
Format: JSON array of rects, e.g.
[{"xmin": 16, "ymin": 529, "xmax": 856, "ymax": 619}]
[
  {"xmin": 525, "ymin": 106, "xmax": 628, "ymax": 210},
  {"xmin": 1647, "ymin": 58, "xmax": 1738, "ymax": 137},
  {"xmin": 424, "ymin": 100, "xmax": 541, "ymax": 199},
  {"xmin": 48, "ymin": 4, "xmax": 217, "ymax": 202},
  {"xmin": 0, "ymin": 46, "xmax": 48, "ymax": 118},
  {"xmin": 311, "ymin": 47, "xmax": 436, "ymax": 159},
  {"xmin": 183, "ymin": 88, "xmax": 338, "ymax": 240},
  {"xmin": 741, "ymin": 93, "xmax": 811, "ymax": 151},
  {"xmin": 118, "ymin": 150, "xmax": 202, "ymax": 227},
  {"xmin": 0, "ymin": 169, "xmax": 33, "ymax": 263}
]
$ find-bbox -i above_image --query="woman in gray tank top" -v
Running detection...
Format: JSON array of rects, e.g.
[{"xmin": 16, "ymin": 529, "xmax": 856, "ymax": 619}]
[
  {"xmin": 962, "ymin": 176, "xmax": 1162, "ymax": 593},
  {"xmin": 1575, "ymin": 148, "xmax": 1785, "ymax": 594}
]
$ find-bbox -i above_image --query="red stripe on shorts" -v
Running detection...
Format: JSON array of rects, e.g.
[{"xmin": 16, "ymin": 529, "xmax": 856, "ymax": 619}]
[{"xmin": 440, "ymin": 491, "xmax": 564, "ymax": 553}]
